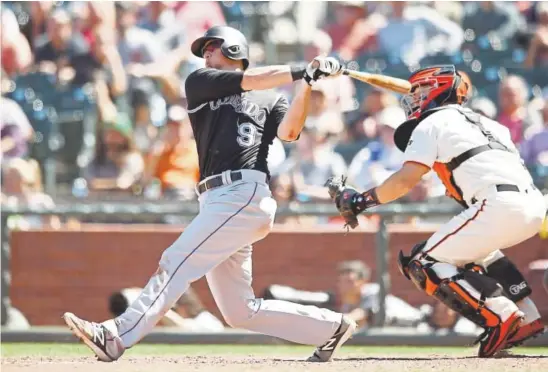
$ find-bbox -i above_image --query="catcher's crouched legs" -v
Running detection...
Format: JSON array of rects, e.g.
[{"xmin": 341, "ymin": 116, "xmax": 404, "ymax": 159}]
[
  {"xmin": 398, "ymin": 247, "xmax": 515, "ymax": 328},
  {"xmin": 397, "ymin": 243, "xmax": 523, "ymax": 357}
]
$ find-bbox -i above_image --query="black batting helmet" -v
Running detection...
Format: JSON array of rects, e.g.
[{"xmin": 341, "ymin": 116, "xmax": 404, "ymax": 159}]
[{"xmin": 191, "ymin": 26, "xmax": 249, "ymax": 69}]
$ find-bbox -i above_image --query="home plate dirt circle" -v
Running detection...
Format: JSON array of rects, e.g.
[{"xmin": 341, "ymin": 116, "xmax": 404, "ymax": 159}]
[{"xmin": 2, "ymin": 354, "xmax": 548, "ymax": 372}]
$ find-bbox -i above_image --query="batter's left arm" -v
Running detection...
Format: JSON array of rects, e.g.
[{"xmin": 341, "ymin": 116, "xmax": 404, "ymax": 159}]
[{"xmin": 277, "ymin": 81, "xmax": 312, "ymax": 142}]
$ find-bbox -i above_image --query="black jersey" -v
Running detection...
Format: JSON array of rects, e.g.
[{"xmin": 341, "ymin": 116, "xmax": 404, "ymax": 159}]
[{"xmin": 184, "ymin": 68, "xmax": 289, "ymax": 181}]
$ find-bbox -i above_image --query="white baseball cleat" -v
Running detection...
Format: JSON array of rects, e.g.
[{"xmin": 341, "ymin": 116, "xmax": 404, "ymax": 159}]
[
  {"xmin": 63, "ymin": 312, "xmax": 125, "ymax": 362},
  {"xmin": 307, "ymin": 315, "xmax": 357, "ymax": 362}
]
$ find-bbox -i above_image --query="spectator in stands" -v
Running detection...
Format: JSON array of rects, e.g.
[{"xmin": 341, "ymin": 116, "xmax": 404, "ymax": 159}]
[
  {"xmin": 525, "ymin": 2, "xmax": 548, "ymax": 68},
  {"xmin": 25, "ymin": 2, "xmax": 55, "ymax": 48},
  {"xmin": 432, "ymin": 1, "xmax": 464, "ymax": 25},
  {"xmin": 268, "ymin": 172, "xmax": 322, "ymax": 225},
  {"xmin": 0, "ymin": 6, "xmax": 33, "ymax": 77},
  {"xmin": 301, "ymin": 30, "xmax": 356, "ymax": 114},
  {"xmin": 70, "ymin": 2, "xmax": 116, "ymax": 49},
  {"xmin": 304, "ymin": 85, "xmax": 345, "ymax": 137},
  {"xmin": 336, "ymin": 260, "xmax": 423, "ymax": 329},
  {"xmin": 142, "ymin": 105, "xmax": 199, "ymax": 200},
  {"xmin": 34, "ymin": 9, "xmax": 90, "ymax": 79},
  {"xmin": 377, "ymin": 1, "xmax": 464, "ymax": 66},
  {"xmin": 137, "ymin": 2, "xmax": 184, "ymax": 51},
  {"xmin": 90, "ymin": 28, "xmax": 130, "ymax": 131},
  {"xmin": 416, "ymin": 301, "xmax": 482, "ymax": 335},
  {"xmin": 280, "ymin": 127, "xmax": 347, "ymax": 193},
  {"xmin": 270, "ymin": 173, "xmax": 297, "ymax": 205},
  {"xmin": 138, "ymin": 2, "xmax": 176, "ymax": 33},
  {"xmin": 109, "ymin": 286, "xmax": 224, "ymax": 332},
  {"xmin": 462, "ymin": 2, "xmax": 526, "ymax": 44},
  {"xmin": 115, "ymin": 2, "xmax": 164, "ymax": 66},
  {"xmin": 347, "ymin": 106, "xmax": 406, "ymax": 190},
  {"xmin": 469, "ymin": 97, "xmax": 498, "ymax": 120},
  {"xmin": 347, "ymin": 89, "xmax": 399, "ymax": 143},
  {"xmin": 1, "ymin": 98, "xmax": 34, "ymax": 161},
  {"xmin": 497, "ymin": 75, "xmax": 543, "ymax": 144},
  {"xmin": 520, "ymin": 100, "xmax": 548, "ymax": 188},
  {"xmin": 81, "ymin": 27, "xmax": 127, "ymax": 96},
  {"xmin": 1, "ymin": 158, "xmax": 60, "ymax": 229},
  {"xmin": 325, "ymin": 1, "xmax": 385, "ymax": 61},
  {"xmin": 126, "ymin": 47, "xmax": 187, "ymax": 106},
  {"xmin": 87, "ymin": 113, "xmax": 144, "ymax": 192},
  {"xmin": 131, "ymin": 81, "xmax": 161, "ymax": 155},
  {"xmin": 172, "ymin": 1, "xmax": 226, "ymax": 45}
]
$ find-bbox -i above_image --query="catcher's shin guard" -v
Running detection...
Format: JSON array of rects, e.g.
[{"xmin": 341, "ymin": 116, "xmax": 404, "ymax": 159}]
[{"xmin": 401, "ymin": 254, "xmax": 503, "ymax": 328}]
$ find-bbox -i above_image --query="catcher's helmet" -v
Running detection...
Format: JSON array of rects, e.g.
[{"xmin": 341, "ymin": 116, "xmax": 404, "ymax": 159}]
[
  {"xmin": 401, "ymin": 65, "xmax": 471, "ymax": 119},
  {"xmin": 191, "ymin": 26, "xmax": 249, "ymax": 69}
]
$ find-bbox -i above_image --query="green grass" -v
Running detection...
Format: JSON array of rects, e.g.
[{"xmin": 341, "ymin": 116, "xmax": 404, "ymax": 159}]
[{"xmin": 1, "ymin": 343, "xmax": 548, "ymax": 358}]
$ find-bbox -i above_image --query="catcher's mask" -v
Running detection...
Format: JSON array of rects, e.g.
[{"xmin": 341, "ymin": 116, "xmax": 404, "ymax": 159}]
[{"xmin": 401, "ymin": 65, "xmax": 471, "ymax": 119}]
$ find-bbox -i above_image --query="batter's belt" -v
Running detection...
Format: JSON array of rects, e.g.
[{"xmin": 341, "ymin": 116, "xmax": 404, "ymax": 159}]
[{"xmin": 196, "ymin": 170, "xmax": 268, "ymax": 195}]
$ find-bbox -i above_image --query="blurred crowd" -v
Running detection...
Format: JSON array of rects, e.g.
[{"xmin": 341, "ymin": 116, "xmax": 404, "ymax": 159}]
[{"xmin": 1, "ymin": 1, "xmax": 548, "ymax": 228}]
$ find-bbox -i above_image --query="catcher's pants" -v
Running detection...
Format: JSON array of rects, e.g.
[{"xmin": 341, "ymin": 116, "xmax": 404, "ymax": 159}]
[
  {"xmin": 419, "ymin": 183, "xmax": 546, "ymax": 321},
  {"xmin": 422, "ymin": 184, "xmax": 546, "ymax": 266},
  {"xmin": 114, "ymin": 170, "xmax": 341, "ymax": 348}
]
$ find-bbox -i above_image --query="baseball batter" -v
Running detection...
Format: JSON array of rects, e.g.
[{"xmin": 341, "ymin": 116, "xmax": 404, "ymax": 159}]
[
  {"xmin": 327, "ymin": 65, "xmax": 546, "ymax": 358},
  {"xmin": 63, "ymin": 26, "xmax": 356, "ymax": 363}
]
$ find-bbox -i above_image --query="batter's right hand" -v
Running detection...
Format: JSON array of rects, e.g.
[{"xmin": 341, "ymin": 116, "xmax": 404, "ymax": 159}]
[{"xmin": 303, "ymin": 56, "xmax": 342, "ymax": 86}]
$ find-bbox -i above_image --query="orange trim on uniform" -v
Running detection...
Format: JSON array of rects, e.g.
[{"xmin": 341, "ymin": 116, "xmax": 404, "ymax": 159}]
[
  {"xmin": 433, "ymin": 162, "xmax": 464, "ymax": 202},
  {"xmin": 424, "ymin": 200, "xmax": 487, "ymax": 255},
  {"xmin": 448, "ymin": 282, "xmax": 500, "ymax": 327}
]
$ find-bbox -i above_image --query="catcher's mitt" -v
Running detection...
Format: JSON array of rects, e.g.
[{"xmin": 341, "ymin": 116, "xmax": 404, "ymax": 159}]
[{"xmin": 325, "ymin": 176, "xmax": 360, "ymax": 229}]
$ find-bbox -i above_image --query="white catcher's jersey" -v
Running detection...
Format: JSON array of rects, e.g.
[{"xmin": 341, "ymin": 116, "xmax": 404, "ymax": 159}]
[{"xmin": 403, "ymin": 105, "xmax": 533, "ymax": 204}]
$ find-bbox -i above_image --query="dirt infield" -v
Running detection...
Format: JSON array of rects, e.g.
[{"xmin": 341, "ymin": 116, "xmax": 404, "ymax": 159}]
[{"xmin": 3, "ymin": 353, "xmax": 548, "ymax": 372}]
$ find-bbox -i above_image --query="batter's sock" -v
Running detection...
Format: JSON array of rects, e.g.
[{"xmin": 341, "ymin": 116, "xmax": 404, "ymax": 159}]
[{"xmin": 516, "ymin": 297, "xmax": 541, "ymax": 325}]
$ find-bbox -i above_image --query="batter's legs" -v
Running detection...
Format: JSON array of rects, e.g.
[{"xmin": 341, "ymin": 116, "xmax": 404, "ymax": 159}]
[
  {"xmin": 68, "ymin": 181, "xmax": 349, "ymax": 360},
  {"xmin": 206, "ymin": 245, "xmax": 342, "ymax": 345}
]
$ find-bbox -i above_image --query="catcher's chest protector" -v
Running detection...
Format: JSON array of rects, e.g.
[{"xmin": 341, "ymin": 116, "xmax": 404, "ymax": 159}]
[{"xmin": 428, "ymin": 107, "xmax": 513, "ymax": 208}]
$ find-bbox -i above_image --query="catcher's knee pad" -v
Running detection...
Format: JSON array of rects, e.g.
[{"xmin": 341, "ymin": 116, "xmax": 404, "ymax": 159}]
[
  {"xmin": 406, "ymin": 257, "xmax": 503, "ymax": 328},
  {"xmin": 485, "ymin": 256, "xmax": 532, "ymax": 302},
  {"xmin": 397, "ymin": 241, "xmax": 427, "ymax": 279}
]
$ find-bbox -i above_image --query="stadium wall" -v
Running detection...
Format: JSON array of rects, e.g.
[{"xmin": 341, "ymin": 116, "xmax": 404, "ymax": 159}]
[{"xmin": 9, "ymin": 225, "xmax": 548, "ymax": 326}]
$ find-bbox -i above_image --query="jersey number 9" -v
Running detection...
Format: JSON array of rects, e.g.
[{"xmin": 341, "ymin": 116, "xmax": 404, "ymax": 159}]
[{"xmin": 237, "ymin": 122, "xmax": 257, "ymax": 148}]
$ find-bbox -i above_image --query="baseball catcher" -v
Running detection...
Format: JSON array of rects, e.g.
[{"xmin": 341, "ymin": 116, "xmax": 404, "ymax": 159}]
[{"xmin": 327, "ymin": 65, "xmax": 546, "ymax": 357}]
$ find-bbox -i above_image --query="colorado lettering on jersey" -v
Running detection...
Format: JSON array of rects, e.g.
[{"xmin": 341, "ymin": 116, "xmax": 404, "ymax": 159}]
[
  {"xmin": 184, "ymin": 68, "xmax": 289, "ymax": 180},
  {"xmin": 209, "ymin": 94, "xmax": 267, "ymax": 125}
]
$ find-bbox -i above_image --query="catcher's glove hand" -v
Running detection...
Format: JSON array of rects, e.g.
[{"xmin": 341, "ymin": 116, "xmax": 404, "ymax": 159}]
[{"xmin": 325, "ymin": 176, "xmax": 361, "ymax": 230}]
